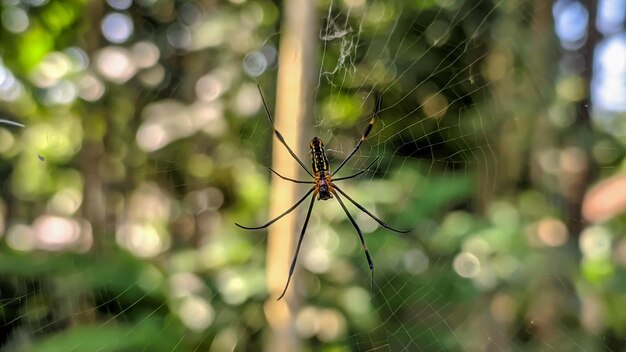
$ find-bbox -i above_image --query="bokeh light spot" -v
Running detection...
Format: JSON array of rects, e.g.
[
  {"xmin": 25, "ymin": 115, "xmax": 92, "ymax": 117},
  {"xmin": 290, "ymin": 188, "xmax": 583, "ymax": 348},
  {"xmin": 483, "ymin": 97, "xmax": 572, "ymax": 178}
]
[
  {"xmin": 453, "ymin": 252, "xmax": 481, "ymax": 278},
  {"xmin": 117, "ymin": 223, "xmax": 167, "ymax": 257},
  {"xmin": 232, "ymin": 84, "xmax": 262, "ymax": 117},
  {"xmin": 48, "ymin": 188, "xmax": 83, "ymax": 215},
  {"xmin": 296, "ymin": 307, "xmax": 319, "ymax": 337},
  {"xmin": 131, "ymin": 41, "xmax": 160, "ymax": 68},
  {"xmin": 580, "ymin": 226, "xmax": 612, "ymax": 259},
  {"xmin": 317, "ymin": 309, "xmax": 346, "ymax": 342},
  {"xmin": 196, "ymin": 74, "xmax": 223, "ymax": 101},
  {"xmin": 243, "ymin": 51, "xmax": 267, "ymax": 77},
  {"xmin": 219, "ymin": 273, "xmax": 248, "ymax": 305},
  {"xmin": 178, "ymin": 296, "xmax": 215, "ymax": 331},
  {"xmin": 138, "ymin": 65, "xmax": 165, "ymax": 87},
  {"xmin": 6, "ymin": 224, "xmax": 35, "ymax": 251},
  {"xmin": 167, "ymin": 23, "xmax": 191, "ymax": 50},
  {"xmin": 553, "ymin": 0, "xmax": 589, "ymax": 49},
  {"xmin": 32, "ymin": 52, "xmax": 72, "ymax": 88},
  {"xmin": 188, "ymin": 154, "xmax": 214, "ymax": 178},
  {"xmin": 536, "ymin": 218, "xmax": 568, "ymax": 247},
  {"xmin": 46, "ymin": 80, "xmax": 77, "ymax": 105},
  {"xmin": 26, "ymin": 0, "xmax": 48, "ymax": 6},
  {"xmin": 2, "ymin": 7, "xmax": 29, "ymax": 33},
  {"xmin": 106, "ymin": 0, "xmax": 132, "ymax": 10},
  {"xmin": 64, "ymin": 47, "xmax": 90, "ymax": 71},
  {"xmin": 180, "ymin": 2, "xmax": 202, "ymax": 25},
  {"xmin": 95, "ymin": 46, "xmax": 136, "ymax": 83},
  {"xmin": 403, "ymin": 249, "xmax": 429, "ymax": 274},
  {"xmin": 77, "ymin": 73, "xmax": 105, "ymax": 102},
  {"xmin": 422, "ymin": 92, "xmax": 449, "ymax": 118},
  {"xmin": 101, "ymin": 12, "xmax": 134, "ymax": 43},
  {"xmin": 33, "ymin": 215, "xmax": 81, "ymax": 251}
]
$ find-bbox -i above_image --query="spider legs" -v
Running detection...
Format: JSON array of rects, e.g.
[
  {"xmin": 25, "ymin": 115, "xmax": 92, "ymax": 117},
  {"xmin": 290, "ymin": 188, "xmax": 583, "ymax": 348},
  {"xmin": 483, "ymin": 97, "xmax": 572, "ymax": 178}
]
[
  {"xmin": 333, "ymin": 94, "xmax": 382, "ymax": 175},
  {"xmin": 333, "ymin": 157, "xmax": 379, "ymax": 181},
  {"xmin": 256, "ymin": 84, "xmax": 313, "ymax": 178},
  {"xmin": 270, "ymin": 157, "xmax": 380, "ymax": 184},
  {"xmin": 268, "ymin": 167, "xmax": 313, "ymax": 184},
  {"xmin": 235, "ymin": 187, "xmax": 315, "ymax": 230},
  {"xmin": 332, "ymin": 190, "xmax": 375, "ymax": 294},
  {"xmin": 235, "ymin": 186, "xmax": 318, "ymax": 300},
  {"xmin": 334, "ymin": 185, "xmax": 409, "ymax": 233},
  {"xmin": 277, "ymin": 190, "xmax": 317, "ymax": 300}
]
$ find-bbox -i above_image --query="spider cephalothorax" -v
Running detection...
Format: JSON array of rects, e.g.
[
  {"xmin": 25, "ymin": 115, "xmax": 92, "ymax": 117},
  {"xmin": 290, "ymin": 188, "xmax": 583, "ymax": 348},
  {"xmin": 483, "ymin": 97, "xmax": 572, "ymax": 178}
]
[{"xmin": 236, "ymin": 85, "xmax": 409, "ymax": 300}]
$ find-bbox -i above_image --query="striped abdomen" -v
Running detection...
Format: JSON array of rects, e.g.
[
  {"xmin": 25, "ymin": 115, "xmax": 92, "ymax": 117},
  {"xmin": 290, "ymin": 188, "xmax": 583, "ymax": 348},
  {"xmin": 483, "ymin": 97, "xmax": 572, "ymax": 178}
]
[
  {"xmin": 310, "ymin": 137, "xmax": 333, "ymax": 200},
  {"xmin": 310, "ymin": 137, "xmax": 329, "ymax": 174}
]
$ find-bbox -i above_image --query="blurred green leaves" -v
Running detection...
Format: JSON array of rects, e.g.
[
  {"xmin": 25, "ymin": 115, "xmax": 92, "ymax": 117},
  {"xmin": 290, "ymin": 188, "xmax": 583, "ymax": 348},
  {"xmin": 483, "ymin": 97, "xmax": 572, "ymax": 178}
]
[
  {"xmin": 28, "ymin": 322, "xmax": 177, "ymax": 352},
  {"xmin": 0, "ymin": 0, "xmax": 624, "ymax": 351},
  {"xmin": 17, "ymin": 27, "xmax": 54, "ymax": 70}
]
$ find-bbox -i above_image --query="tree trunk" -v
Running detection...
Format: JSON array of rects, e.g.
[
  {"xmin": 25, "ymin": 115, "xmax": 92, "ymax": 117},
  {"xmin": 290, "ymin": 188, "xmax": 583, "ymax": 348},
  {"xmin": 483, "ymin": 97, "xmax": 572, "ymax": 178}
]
[{"xmin": 264, "ymin": 0, "xmax": 317, "ymax": 351}]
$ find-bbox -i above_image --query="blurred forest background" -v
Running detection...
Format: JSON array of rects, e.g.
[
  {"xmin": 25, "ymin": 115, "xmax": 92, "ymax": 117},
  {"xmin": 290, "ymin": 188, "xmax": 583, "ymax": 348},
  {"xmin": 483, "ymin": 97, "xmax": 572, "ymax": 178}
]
[{"xmin": 0, "ymin": 0, "xmax": 626, "ymax": 351}]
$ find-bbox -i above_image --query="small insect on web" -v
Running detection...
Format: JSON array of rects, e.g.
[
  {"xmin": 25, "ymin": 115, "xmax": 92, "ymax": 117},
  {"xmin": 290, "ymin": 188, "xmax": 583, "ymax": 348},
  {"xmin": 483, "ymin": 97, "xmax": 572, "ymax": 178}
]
[{"xmin": 236, "ymin": 85, "xmax": 409, "ymax": 301}]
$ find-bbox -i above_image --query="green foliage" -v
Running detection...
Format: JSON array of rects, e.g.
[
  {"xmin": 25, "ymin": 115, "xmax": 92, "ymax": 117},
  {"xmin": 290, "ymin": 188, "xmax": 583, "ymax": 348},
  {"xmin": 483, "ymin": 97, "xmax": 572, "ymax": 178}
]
[
  {"xmin": 0, "ymin": 0, "xmax": 623, "ymax": 351},
  {"xmin": 28, "ymin": 323, "xmax": 175, "ymax": 352}
]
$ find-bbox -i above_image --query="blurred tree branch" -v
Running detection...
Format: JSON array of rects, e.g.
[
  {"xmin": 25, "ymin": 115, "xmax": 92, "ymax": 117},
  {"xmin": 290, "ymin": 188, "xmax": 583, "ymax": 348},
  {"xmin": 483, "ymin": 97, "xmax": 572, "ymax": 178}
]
[{"xmin": 264, "ymin": 0, "xmax": 317, "ymax": 351}]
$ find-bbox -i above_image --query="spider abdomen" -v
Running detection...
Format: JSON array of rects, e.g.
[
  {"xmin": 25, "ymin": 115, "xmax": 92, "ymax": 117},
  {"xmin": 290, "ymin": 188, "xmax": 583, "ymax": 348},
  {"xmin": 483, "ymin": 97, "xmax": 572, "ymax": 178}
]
[
  {"xmin": 310, "ymin": 137, "xmax": 333, "ymax": 200},
  {"xmin": 310, "ymin": 137, "xmax": 329, "ymax": 174}
]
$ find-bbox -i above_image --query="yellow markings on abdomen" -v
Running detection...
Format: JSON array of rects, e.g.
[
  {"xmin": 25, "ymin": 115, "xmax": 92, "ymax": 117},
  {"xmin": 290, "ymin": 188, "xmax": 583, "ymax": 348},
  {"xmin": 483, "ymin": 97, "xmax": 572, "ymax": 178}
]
[{"xmin": 310, "ymin": 137, "xmax": 329, "ymax": 174}]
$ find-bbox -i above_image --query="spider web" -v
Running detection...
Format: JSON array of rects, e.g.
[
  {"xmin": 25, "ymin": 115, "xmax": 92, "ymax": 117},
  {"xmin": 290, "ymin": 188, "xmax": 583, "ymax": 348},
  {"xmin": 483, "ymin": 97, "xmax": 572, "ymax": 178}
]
[
  {"xmin": 0, "ymin": 0, "xmax": 624, "ymax": 351},
  {"xmin": 305, "ymin": 1, "xmax": 508, "ymax": 350},
  {"xmin": 291, "ymin": 0, "xmax": 622, "ymax": 351}
]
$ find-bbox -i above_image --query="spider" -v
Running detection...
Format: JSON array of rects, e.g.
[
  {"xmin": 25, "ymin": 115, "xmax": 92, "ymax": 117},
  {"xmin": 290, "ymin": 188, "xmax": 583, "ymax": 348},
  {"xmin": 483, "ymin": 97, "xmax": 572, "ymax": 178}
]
[{"xmin": 236, "ymin": 85, "xmax": 409, "ymax": 300}]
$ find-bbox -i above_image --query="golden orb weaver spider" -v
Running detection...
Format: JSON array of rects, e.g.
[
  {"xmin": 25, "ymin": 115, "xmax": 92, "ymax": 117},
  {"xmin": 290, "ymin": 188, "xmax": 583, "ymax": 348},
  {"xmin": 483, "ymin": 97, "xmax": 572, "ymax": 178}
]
[{"xmin": 236, "ymin": 85, "xmax": 409, "ymax": 300}]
